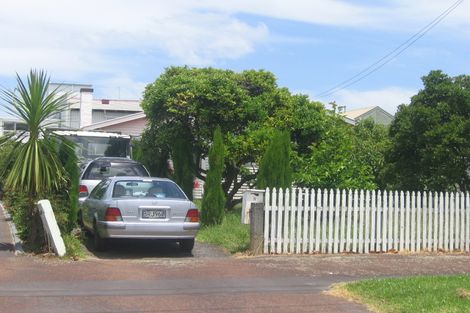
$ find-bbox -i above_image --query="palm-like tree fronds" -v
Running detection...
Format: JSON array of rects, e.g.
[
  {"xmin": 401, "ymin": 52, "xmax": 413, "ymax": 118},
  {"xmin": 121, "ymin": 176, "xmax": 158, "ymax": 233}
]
[{"xmin": 1, "ymin": 70, "xmax": 71, "ymax": 195}]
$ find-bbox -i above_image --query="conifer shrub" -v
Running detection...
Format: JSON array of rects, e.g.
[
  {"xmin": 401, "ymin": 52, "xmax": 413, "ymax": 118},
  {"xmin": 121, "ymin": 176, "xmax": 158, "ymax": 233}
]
[
  {"xmin": 257, "ymin": 130, "xmax": 292, "ymax": 189},
  {"xmin": 201, "ymin": 127, "xmax": 225, "ymax": 226},
  {"xmin": 172, "ymin": 136, "xmax": 195, "ymax": 200}
]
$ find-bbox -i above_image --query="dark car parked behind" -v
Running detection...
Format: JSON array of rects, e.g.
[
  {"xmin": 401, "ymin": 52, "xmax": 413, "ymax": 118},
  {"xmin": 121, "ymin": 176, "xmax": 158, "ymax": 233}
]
[{"xmin": 79, "ymin": 157, "xmax": 150, "ymax": 202}]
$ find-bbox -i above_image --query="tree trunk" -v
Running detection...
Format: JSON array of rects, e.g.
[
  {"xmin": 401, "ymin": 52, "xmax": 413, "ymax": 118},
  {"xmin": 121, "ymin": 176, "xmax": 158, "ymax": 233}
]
[{"xmin": 27, "ymin": 199, "xmax": 45, "ymax": 251}]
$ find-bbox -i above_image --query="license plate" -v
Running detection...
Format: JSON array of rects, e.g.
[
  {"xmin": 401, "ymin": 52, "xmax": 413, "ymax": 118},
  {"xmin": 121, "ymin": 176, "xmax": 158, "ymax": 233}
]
[{"xmin": 142, "ymin": 209, "xmax": 166, "ymax": 219}]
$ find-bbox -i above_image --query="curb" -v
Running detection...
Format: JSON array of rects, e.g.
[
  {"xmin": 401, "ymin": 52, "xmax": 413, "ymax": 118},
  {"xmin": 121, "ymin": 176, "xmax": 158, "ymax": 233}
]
[{"xmin": 0, "ymin": 202, "xmax": 24, "ymax": 255}]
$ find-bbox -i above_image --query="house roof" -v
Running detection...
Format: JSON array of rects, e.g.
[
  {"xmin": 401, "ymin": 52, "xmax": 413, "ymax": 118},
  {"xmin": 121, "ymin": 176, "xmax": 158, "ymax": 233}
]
[
  {"xmin": 81, "ymin": 111, "xmax": 146, "ymax": 131},
  {"xmin": 342, "ymin": 115, "xmax": 356, "ymax": 125},
  {"xmin": 343, "ymin": 106, "xmax": 394, "ymax": 120},
  {"xmin": 68, "ymin": 98, "xmax": 143, "ymax": 111}
]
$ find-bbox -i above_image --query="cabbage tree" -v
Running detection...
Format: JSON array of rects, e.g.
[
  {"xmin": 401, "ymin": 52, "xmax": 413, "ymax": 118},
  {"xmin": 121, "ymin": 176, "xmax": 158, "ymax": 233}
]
[{"xmin": 0, "ymin": 70, "xmax": 72, "ymax": 245}]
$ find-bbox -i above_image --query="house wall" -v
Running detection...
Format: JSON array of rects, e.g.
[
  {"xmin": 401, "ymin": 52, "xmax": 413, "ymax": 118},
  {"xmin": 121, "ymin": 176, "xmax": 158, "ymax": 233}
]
[
  {"xmin": 0, "ymin": 119, "xmax": 28, "ymax": 136},
  {"xmin": 70, "ymin": 109, "xmax": 80, "ymax": 129},
  {"xmin": 96, "ymin": 117, "xmax": 147, "ymax": 137},
  {"xmin": 49, "ymin": 83, "xmax": 142, "ymax": 130},
  {"xmin": 79, "ymin": 88, "xmax": 94, "ymax": 128},
  {"xmin": 357, "ymin": 109, "xmax": 393, "ymax": 126}
]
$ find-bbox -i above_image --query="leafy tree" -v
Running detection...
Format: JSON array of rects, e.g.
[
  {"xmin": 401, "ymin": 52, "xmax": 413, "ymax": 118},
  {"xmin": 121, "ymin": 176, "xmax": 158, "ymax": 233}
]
[
  {"xmin": 352, "ymin": 119, "xmax": 390, "ymax": 189},
  {"xmin": 295, "ymin": 117, "xmax": 377, "ymax": 190},
  {"xmin": 201, "ymin": 127, "xmax": 225, "ymax": 225},
  {"xmin": 384, "ymin": 70, "xmax": 470, "ymax": 191},
  {"xmin": 171, "ymin": 134, "xmax": 196, "ymax": 200},
  {"xmin": 133, "ymin": 127, "xmax": 171, "ymax": 177},
  {"xmin": 257, "ymin": 130, "xmax": 292, "ymax": 189},
  {"xmin": 0, "ymin": 70, "xmax": 73, "ymax": 246},
  {"xmin": 142, "ymin": 66, "xmax": 331, "ymax": 208}
]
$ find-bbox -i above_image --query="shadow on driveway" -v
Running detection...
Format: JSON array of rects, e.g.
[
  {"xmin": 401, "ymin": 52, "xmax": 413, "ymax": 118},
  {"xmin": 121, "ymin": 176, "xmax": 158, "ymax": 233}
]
[
  {"xmin": 84, "ymin": 236, "xmax": 230, "ymax": 260},
  {"xmin": 0, "ymin": 242, "xmax": 14, "ymax": 253}
]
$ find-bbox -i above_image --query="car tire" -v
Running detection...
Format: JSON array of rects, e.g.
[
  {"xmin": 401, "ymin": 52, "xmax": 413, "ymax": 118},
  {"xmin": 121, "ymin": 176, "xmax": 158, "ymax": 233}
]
[
  {"xmin": 78, "ymin": 210, "xmax": 84, "ymax": 227},
  {"xmin": 179, "ymin": 238, "xmax": 195, "ymax": 253},
  {"xmin": 79, "ymin": 212, "xmax": 92, "ymax": 236},
  {"xmin": 93, "ymin": 223, "xmax": 107, "ymax": 252}
]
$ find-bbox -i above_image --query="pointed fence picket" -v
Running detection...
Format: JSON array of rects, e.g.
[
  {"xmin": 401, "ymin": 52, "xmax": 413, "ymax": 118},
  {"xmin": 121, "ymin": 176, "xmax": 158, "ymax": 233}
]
[{"xmin": 263, "ymin": 188, "xmax": 470, "ymax": 254}]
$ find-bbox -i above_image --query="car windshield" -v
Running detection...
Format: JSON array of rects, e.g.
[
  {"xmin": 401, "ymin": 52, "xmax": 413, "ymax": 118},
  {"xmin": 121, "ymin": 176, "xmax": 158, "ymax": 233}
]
[
  {"xmin": 83, "ymin": 161, "xmax": 149, "ymax": 180},
  {"xmin": 64, "ymin": 135, "xmax": 130, "ymax": 160},
  {"xmin": 112, "ymin": 180, "xmax": 187, "ymax": 199}
]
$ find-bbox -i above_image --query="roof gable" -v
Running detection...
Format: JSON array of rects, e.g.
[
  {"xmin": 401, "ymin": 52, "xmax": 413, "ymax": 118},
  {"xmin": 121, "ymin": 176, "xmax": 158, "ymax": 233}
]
[{"xmin": 81, "ymin": 112, "xmax": 146, "ymax": 130}]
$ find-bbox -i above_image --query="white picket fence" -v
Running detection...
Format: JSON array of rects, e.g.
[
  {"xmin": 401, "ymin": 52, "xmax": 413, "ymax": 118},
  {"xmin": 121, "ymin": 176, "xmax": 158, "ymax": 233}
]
[{"xmin": 263, "ymin": 188, "xmax": 470, "ymax": 254}]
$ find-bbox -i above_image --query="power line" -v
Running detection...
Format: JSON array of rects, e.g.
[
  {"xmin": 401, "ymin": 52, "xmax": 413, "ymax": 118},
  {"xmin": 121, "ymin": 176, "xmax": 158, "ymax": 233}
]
[{"xmin": 315, "ymin": 0, "xmax": 464, "ymax": 99}]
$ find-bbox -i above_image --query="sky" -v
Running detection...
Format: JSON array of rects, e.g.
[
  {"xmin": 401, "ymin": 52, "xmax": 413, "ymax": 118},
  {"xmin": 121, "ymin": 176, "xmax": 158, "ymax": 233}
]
[{"xmin": 1, "ymin": 0, "xmax": 469, "ymax": 116}]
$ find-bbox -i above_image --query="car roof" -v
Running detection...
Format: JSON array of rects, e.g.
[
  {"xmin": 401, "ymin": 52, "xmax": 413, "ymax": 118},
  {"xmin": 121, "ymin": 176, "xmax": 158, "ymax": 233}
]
[
  {"xmin": 109, "ymin": 176, "xmax": 173, "ymax": 182},
  {"xmin": 90, "ymin": 157, "xmax": 141, "ymax": 164}
]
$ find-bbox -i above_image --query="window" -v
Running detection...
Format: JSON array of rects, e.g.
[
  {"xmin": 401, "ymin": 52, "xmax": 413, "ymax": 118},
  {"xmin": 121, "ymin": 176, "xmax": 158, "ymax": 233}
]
[
  {"xmin": 63, "ymin": 135, "xmax": 131, "ymax": 159},
  {"xmin": 83, "ymin": 161, "xmax": 149, "ymax": 180},
  {"xmin": 89, "ymin": 179, "xmax": 111, "ymax": 200},
  {"xmin": 112, "ymin": 180, "xmax": 187, "ymax": 199}
]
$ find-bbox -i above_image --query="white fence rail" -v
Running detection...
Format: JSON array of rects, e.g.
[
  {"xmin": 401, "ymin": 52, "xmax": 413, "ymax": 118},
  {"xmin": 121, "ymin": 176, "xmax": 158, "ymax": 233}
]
[{"xmin": 263, "ymin": 188, "xmax": 470, "ymax": 254}]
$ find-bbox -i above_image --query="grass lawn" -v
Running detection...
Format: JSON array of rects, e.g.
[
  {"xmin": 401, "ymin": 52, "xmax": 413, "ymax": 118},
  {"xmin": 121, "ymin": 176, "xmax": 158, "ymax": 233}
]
[
  {"xmin": 333, "ymin": 274, "xmax": 470, "ymax": 313},
  {"xmin": 196, "ymin": 207, "xmax": 250, "ymax": 254}
]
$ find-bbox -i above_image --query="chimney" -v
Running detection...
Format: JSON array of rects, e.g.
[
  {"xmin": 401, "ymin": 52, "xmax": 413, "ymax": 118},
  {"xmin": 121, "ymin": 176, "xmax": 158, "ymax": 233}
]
[{"xmin": 79, "ymin": 88, "xmax": 94, "ymax": 128}]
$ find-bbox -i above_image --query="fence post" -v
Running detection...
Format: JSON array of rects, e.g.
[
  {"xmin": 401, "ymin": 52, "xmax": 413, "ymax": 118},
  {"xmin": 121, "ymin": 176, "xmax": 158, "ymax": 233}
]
[{"xmin": 250, "ymin": 202, "xmax": 265, "ymax": 255}]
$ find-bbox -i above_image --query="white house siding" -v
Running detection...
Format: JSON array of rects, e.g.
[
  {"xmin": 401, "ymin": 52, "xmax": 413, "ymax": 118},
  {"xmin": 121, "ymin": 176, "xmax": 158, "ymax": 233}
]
[
  {"xmin": 97, "ymin": 117, "xmax": 147, "ymax": 137},
  {"xmin": 193, "ymin": 163, "xmax": 258, "ymax": 201},
  {"xmin": 356, "ymin": 110, "xmax": 393, "ymax": 126},
  {"xmin": 343, "ymin": 106, "xmax": 394, "ymax": 126},
  {"xmin": 92, "ymin": 110, "xmax": 140, "ymax": 124},
  {"xmin": 49, "ymin": 83, "xmax": 143, "ymax": 130},
  {"xmin": 70, "ymin": 109, "xmax": 80, "ymax": 129}
]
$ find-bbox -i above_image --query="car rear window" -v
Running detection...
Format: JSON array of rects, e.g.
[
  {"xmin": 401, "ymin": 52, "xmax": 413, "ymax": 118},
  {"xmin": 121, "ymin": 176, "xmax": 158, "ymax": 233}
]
[
  {"xmin": 112, "ymin": 180, "xmax": 187, "ymax": 199},
  {"xmin": 83, "ymin": 161, "xmax": 149, "ymax": 180}
]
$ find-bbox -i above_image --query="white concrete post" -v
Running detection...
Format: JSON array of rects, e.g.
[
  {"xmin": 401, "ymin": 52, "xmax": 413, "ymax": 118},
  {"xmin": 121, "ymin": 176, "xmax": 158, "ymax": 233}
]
[{"xmin": 37, "ymin": 200, "xmax": 66, "ymax": 257}]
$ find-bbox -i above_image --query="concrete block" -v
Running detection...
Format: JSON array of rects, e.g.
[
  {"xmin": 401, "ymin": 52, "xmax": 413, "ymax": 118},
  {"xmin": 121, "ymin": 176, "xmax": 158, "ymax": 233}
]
[{"xmin": 37, "ymin": 200, "xmax": 66, "ymax": 257}]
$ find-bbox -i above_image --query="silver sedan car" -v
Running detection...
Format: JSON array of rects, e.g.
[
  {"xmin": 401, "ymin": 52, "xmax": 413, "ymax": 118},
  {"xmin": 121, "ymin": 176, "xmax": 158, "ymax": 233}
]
[{"xmin": 80, "ymin": 176, "xmax": 200, "ymax": 252}]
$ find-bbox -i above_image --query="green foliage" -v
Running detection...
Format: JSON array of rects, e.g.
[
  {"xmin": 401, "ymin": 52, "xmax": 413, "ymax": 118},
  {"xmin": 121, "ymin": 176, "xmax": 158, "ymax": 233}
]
[
  {"xmin": 0, "ymin": 70, "xmax": 75, "ymax": 248},
  {"xmin": 2, "ymin": 190, "xmax": 71, "ymax": 252},
  {"xmin": 62, "ymin": 233, "xmax": 86, "ymax": 260},
  {"xmin": 352, "ymin": 119, "xmax": 390, "ymax": 189},
  {"xmin": 0, "ymin": 141, "xmax": 15, "ymax": 186},
  {"xmin": 384, "ymin": 70, "xmax": 470, "ymax": 191},
  {"xmin": 142, "ymin": 66, "xmax": 332, "ymax": 207},
  {"xmin": 141, "ymin": 66, "xmax": 390, "ymax": 199},
  {"xmin": 171, "ymin": 135, "xmax": 195, "ymax": 200},
  {"xmin": 257, "ymin": 130, "xmax": 292, "ymax": 189},
  {"xmin": 342, "ymin": 274, "xmax": 470, "ymax": 313},
  {"xmin": 58, "ymin": 140, "xmax": 80, "ymax": 231},
  {"xmin": 2, "ymin": 191, "xmax": 33, "ymax": 244},
  {"xmin": 201, "ymin": 127, "xmax": 225, "ymax": 226},
  {"xmin": 133, "ymin": 129, "xmax": 170, "ymax": 177},
  {"xmin": 295, "ymin": 116, "xmax": 378, "ymax": 190},
  {"xmin": 197, "ymin": 209, "xmax": 249, "ymax": 254},
  {"xmin": 1, "ymin": 139, "xmax": 82, "ymax": 252},
  {"xmin": 0, "ymin": 70, "xmax": 70, "ymax": 195}
]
